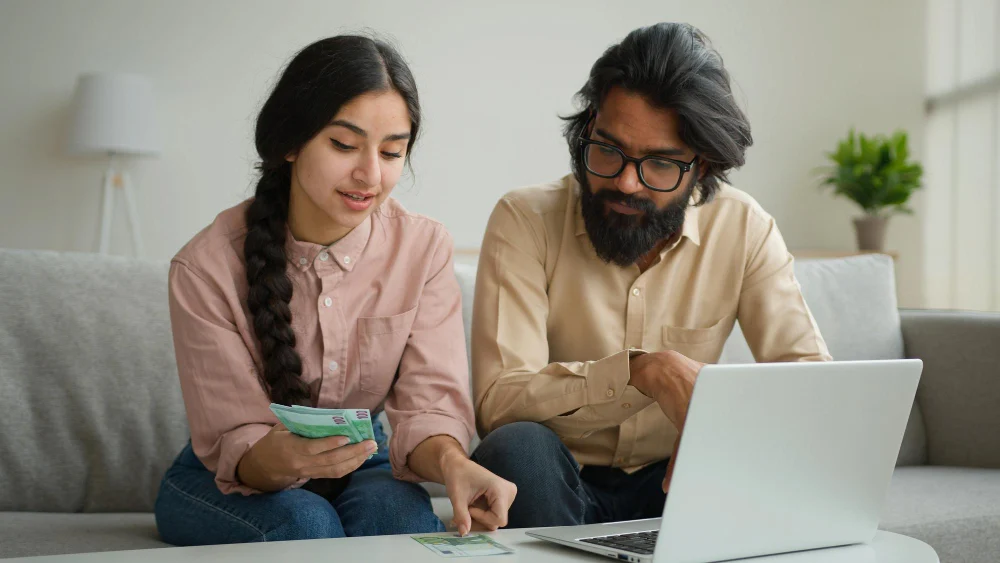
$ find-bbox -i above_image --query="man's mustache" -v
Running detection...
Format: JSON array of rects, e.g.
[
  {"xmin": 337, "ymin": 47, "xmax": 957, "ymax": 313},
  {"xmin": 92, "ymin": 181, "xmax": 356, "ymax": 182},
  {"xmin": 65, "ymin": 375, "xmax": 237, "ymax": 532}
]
[{"xmin": 591, "ymin": 189, "xmax": 657, "ymax": 214}]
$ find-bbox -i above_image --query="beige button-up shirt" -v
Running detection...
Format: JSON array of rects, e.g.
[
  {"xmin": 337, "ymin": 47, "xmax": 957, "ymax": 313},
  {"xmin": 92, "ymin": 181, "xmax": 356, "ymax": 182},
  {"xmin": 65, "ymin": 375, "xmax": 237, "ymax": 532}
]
[
  {"xmin": 169, "ymin": 198, "xmax": 474, "ymax": 495},
  {"xmin": 472, "ymin": 175, "xmax": 831, "ymax": 472}
]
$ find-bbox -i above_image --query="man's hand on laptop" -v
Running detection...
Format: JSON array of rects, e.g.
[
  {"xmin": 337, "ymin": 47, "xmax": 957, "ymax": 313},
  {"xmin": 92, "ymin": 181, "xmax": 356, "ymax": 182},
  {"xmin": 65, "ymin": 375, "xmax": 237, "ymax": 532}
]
[
  {"xmin": 662, "ymin": 438, "xmax": 681, "ymax": 493},
  {"xmin": 628, "ymin": 350, "xmax": 705, "ymax": 429}
]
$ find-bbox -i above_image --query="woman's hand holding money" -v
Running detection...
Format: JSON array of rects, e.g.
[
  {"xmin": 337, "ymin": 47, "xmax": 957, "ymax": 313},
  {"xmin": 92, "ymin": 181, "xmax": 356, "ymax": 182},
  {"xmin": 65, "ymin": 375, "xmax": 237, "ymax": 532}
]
[{"xmin": 236, "ymin": 423, "xmax": 378, "ymax": 491}]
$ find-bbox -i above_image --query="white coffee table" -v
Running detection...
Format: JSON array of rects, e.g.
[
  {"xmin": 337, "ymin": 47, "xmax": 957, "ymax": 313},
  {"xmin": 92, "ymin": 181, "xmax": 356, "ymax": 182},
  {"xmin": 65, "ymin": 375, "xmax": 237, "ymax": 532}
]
[{"xmin": 6, "ymin": 529, "xmax": 937, "ymax": 563}]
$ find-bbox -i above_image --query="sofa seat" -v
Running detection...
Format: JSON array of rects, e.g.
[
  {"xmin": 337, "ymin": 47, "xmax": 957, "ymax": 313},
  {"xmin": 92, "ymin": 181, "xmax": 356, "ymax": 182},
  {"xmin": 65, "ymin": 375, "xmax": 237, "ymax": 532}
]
[
  {"xmin": 0, "ymin": 502, "xmax": 457, "ymax": 558},
  {"xmin": 879, "ymin": 466, "xmax": 1000, "ymax": 563},
  {"xmin": 0, "ymin": 513, "xmax": 167, "ymax": 558}
]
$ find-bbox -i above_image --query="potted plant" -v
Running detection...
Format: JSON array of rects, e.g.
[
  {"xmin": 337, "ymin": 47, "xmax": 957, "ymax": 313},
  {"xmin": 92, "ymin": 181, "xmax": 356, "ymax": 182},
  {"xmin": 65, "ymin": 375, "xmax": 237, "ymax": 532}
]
[{"xmin": 820, "ymin": 129, "xmax": 923, "ymax": 251}]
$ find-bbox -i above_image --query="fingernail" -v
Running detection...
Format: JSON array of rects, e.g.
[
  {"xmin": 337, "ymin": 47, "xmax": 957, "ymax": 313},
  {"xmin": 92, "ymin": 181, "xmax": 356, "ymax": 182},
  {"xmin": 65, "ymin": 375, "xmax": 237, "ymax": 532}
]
[{"xmin": 366, "ymin": 441, "xmax": 377, "ymax": 452}]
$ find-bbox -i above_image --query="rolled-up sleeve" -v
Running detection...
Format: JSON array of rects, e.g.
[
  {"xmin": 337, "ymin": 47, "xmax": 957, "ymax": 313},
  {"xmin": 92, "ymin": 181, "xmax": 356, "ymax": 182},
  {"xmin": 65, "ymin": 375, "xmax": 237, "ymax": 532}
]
[
  {"xmin": 168, "ymin": 260, "xmax": 306, "ymax": 495},
  {"xmin": 384, "ymin": 229, "xmax": 477, "ymax": 482}
]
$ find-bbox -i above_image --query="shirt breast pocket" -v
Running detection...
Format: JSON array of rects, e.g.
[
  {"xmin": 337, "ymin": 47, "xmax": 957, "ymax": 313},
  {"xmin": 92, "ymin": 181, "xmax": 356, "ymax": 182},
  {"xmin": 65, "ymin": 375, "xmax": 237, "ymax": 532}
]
[
  {"xmin": 357, "ymin": 307, "xmax": 418, "ymax": 396},
  {"xmin": 661, "ymin": 316, "xmax": 733, "ymax": 364}
]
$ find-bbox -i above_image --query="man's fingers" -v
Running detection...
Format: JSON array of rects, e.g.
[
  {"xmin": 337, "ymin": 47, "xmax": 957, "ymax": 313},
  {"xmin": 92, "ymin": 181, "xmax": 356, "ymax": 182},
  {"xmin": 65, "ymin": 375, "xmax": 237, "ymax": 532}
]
[
  {"xmin": 662, "ymin": 457, "xmax": 676, "ymax": 493},
  {"xmin": 663, "ymin": 438, "xmax": 681, "ymax": 493}
]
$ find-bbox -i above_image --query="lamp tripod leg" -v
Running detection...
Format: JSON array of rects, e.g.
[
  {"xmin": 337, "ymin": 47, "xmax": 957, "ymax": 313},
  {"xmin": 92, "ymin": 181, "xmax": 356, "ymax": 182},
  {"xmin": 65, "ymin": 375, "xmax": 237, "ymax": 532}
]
[
  {"xmin": 121, "ymin": 172, "xmax": 145, "ymax": 258},
  {"xmin": 98, "ymin": 165, "xmax": 115, "ymax": 254}
]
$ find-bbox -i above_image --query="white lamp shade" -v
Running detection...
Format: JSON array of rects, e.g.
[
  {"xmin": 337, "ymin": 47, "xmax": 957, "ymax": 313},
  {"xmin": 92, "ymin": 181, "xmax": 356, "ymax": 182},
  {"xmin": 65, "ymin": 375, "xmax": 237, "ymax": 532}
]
[{"xmin": 66, "ymin": 73, "xmax": 161, "ymax": 156}]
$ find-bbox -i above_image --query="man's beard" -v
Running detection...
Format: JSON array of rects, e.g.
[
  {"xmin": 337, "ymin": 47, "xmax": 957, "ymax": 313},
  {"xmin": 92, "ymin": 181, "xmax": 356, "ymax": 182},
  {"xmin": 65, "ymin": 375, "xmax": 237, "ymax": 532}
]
[{"xmin": 579, "ymin": 175, "xmax": 693, "ymax": 267}]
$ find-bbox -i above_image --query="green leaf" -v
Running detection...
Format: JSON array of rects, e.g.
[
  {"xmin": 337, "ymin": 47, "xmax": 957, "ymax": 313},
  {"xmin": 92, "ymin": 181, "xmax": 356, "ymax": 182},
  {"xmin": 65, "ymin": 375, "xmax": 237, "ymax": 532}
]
[{"xmin": 818, "ymin": 128, "xmax": 923, "ymax": 215}]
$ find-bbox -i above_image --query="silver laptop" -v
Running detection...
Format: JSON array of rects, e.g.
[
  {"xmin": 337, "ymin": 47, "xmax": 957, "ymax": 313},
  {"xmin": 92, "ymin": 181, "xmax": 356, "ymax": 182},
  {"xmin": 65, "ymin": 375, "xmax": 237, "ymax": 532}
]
[{"xmin": 527, "ymin": 359, "xmax": 922, "ymax": 563}]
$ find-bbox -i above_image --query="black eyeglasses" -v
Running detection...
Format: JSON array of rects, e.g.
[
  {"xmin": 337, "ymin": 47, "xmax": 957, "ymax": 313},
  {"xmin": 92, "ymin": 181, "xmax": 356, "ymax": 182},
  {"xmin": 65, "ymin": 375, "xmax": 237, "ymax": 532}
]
[{"xmin": 578, "ymin": 113, "xmax": 696, "ymax": 193}]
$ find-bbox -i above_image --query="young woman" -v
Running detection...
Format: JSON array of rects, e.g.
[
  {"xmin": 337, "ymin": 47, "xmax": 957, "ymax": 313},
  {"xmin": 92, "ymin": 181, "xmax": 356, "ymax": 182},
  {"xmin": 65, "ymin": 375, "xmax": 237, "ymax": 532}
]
[{"xmin": 154, "ymin": 35, "xmax": 515, "ymax": 545}]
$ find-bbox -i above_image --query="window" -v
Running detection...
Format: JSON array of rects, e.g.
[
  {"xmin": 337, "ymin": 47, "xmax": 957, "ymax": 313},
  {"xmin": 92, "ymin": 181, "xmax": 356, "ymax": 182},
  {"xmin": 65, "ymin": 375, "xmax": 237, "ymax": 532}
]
[{"xmin": 924, "ymin": 0, "xmax": 1000, "ymax": 311}]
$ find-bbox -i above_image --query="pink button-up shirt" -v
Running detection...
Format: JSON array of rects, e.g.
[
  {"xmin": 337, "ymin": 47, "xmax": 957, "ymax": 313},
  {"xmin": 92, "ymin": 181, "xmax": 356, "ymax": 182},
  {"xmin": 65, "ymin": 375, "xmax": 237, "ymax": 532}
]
[{"xmin": 168, "ymin": 198, "xmax": 475, "ymax": 495}]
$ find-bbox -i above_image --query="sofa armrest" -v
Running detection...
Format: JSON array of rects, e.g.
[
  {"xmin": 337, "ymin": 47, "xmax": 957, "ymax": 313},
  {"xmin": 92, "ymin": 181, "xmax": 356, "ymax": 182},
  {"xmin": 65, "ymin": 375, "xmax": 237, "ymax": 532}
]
[{"xmin": 899, "ymin": 309, "xmax": 1000, "ymax": 468}]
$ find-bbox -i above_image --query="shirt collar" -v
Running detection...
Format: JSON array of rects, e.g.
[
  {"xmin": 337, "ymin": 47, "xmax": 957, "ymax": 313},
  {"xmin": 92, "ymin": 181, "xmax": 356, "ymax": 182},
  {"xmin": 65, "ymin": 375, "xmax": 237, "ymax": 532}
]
[
  {"xmin": 286, "ymin": 214, "xmax": 373, "ymax": 273},
  {"xmin": 573, "ymin": 178, "xmax": 702, "ymax": 247}
]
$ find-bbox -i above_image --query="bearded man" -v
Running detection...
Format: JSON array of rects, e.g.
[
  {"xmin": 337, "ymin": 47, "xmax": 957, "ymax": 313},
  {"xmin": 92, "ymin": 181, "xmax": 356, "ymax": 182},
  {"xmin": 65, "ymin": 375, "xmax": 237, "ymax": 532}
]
[{"xmin": 468, "ymin": 22, "xmax": 831, "ymax": 529}]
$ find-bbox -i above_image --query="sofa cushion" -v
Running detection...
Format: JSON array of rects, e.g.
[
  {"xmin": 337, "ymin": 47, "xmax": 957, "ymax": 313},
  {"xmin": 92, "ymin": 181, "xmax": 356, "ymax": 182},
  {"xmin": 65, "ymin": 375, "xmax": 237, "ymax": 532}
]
[
  {"xmin": 454, "ymin": 262, "xmax": 477, "ymax": 373},
  {"xmin": 431, "ymin": 496, "xmax": 455, "ymax": 529},
  {"xmin": 0, "ymin": 512, "xmax": 167, "ymax": 558},
  {"xmin": 880, "ymin": 466, "xmax": 1000, "ymax": 563},
  {"xmin": 900, "ymin": 310, "xmax": 1000, "ymax": 469},
  {"xmin": 0, "ymin": 500, "xmax": 455, "ymax": 559},
  {"xmin": 720, "ymin": 255, "xmax": 904, "ymax": 363},
  {"xmin": 719, "ymin": 255, "xmax": 926, "ymax": 466},
  {"xmin": 0, "ymin": 249, "xmax": 189, "ymax": 513}
]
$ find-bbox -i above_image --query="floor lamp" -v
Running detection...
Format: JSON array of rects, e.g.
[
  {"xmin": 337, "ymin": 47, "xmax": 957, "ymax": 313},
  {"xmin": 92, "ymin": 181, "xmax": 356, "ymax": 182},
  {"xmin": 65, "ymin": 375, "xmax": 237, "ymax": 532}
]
[{"xmin": 66, "ymin": 73, "xmax": 160, "ymax": 257}]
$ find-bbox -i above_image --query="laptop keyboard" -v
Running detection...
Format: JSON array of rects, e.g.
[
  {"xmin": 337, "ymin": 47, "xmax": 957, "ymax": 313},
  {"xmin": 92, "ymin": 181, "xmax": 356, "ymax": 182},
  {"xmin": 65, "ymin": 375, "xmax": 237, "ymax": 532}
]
[{"xmin": 581, "ymin": 530, "xmax": 659, "ymax": 555}]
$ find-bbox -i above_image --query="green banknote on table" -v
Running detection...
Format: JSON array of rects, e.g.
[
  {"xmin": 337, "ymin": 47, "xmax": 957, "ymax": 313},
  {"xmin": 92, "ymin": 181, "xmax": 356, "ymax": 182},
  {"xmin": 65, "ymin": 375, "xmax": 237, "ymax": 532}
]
[
  {"xmin": 413, "ymin": 534, "xmax": 514, "ymax": 558},
  {"xmin": 268, "ymin": 404, "xmax": 376, "ymax": 450}
]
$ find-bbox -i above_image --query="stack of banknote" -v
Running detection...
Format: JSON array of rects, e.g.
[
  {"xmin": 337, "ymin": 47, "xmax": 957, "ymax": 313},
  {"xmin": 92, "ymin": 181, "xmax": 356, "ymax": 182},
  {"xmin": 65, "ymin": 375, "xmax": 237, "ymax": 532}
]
[{"xmin": 268, "ymin": 403, "xmax": 376, "ymax": 447}]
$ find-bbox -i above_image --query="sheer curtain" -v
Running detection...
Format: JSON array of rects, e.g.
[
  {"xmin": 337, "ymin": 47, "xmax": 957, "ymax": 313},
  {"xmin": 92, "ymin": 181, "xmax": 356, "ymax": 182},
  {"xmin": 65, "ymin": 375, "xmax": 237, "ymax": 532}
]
[{"xmin": 924, "ymin": 0, "xmax": 1000, "ymax": 311}]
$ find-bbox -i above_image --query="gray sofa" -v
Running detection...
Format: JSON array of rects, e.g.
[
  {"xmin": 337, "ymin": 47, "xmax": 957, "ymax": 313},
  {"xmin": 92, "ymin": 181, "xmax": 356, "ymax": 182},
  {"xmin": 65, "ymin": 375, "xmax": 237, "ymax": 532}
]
[{"xmin": 0, "ymin": 249, "xmax": 997, "ymax": 561}]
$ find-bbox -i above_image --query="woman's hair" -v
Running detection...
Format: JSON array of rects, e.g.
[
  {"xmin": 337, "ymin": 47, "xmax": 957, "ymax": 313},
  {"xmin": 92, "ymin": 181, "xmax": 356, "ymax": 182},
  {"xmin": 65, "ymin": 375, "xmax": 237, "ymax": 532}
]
[
  {"xmin": 562, "ymin": 22, "xmax": 752, "ymax": 204},
  {"xmin": 244, "ymin": 35, "xmax": 420, "ymax": 406}
]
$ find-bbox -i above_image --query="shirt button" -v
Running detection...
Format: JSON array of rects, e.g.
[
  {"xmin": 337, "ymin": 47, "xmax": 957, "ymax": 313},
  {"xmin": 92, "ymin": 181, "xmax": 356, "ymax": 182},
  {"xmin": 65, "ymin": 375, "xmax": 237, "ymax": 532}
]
[
  {"xmin": 632, "ymin": 288, "xmax": 640, "ymax": 296},
  {"xmin": 319, "ymin": 252, "xmax": 329, "ymax": 261},
  {"xmin": 344, "ymin": 256, "xmax": 351, "ymax": 264},
  {"xmin": 328, "ymin": 361, "xmax": 338, "ymax": 372},
  {"xmin": 298, "ymin": 257, "xmax": 307, "ymax": 266},
  {"xmin": 323, "ymin": 297, "xmax": 332, "ymax": 307},
  {"xmin": 622, "ymin": 402, "xmax": 631, "ymax": 409},
  {"xmin": 606, "ymin": 388, "xmax": 615, "ymax": 398}
]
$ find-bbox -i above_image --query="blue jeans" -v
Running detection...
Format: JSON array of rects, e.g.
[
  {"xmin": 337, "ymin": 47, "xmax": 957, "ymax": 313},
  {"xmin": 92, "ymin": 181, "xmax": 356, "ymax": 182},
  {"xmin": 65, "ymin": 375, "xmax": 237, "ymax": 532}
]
[
  {"xmin": 155, "ymin": 420, "xmax": 444, "ymax": 545},
  {"xmin": 470, "ymin": 421, "xmax": 669, "ymax": 528}
]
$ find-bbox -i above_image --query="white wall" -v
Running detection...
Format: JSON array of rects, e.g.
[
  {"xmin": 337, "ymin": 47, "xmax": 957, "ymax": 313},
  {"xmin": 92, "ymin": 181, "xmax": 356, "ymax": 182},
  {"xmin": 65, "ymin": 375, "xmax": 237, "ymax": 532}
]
[{"xmin": 0, "ymin": 0, "xmax": 926, "ymax": 306}]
